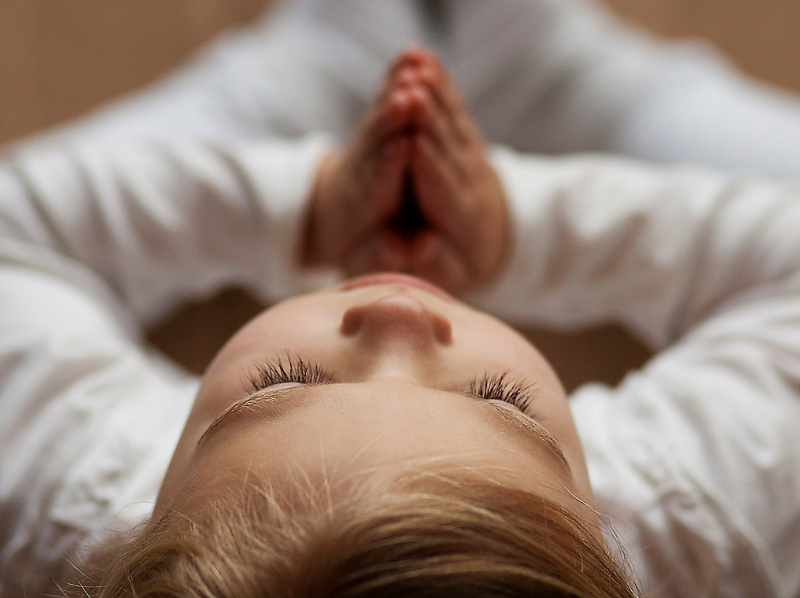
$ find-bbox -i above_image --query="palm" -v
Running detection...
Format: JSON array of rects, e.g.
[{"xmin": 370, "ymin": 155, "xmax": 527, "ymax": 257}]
[{"xmin": 306, "ymin": 48, "xmax": 508, "ymax": 294}]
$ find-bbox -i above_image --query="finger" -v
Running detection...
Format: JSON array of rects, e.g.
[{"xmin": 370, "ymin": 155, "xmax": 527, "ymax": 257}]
[
  {"xmin": 418, "ymin": 52, "xmax": 465, "ymax": 116},
  {"xmin": 343, "ymin": 228, "xmax": 412, "ymax": 277},
  {"xmin": 352, "ymin": 55, "xmax": 428, "ymax": 163},
  {"xmin": 411, "ymin": 85, "xmax": 470, "ymax": 182},
  {"xmin": 385, "ymin": 86, "xmax": 419, "ymax": 134},
  {"xmin": 410, "ymin": 133, "xmax": 465, "ymax": 230},
  {"xmin": 393, "ymin": 53, "xmax": 486, "ymax": 199},
  {"xmin": 332, "ymin": 134, "xmax": 410, "ymax": 265},
  {"xmin": 350, "ymin": 98, "xmax": 411, "ymax": 164},
  {"xmin": 407, "ymin": 229, "xmax": 473, "ymax": 293},
  {"xmin": 375, "ymin": 47, "xmax": 426, "ymax": 105},
  {"xmin": 369, "ymin": 135, "xmax": 412, "ymax": 221},
  {"xmin": 414, "ymin": 52, "xmax": 482, "ymax": 148},
  {"xmin": 412, "ymin": 133, "xmax": 509, "ymax": 286},
  {"xmin": 412, "ymin": 132, "xmax": 502, "ymax": 284},
  {"xmin": 370, "ymin": 45, "xmax": 432, "ymax": 117},
  {"xmin": 408, "ymin": 134, "xmax": 480, "ymax": 286},
  {"xmin": 344, "ymin": 81, "xmax": 416, "ymax": 195},
  {"xmin": 387, "ymin": 45, "xmax": 431, "ymax": 79},
  {"xmin": 386, "ymin": 51, "xmax": 467, "ymax": 151}
]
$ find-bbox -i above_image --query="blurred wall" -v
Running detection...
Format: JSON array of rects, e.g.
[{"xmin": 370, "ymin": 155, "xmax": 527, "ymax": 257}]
[
  {"xmin": 0, "ymin": 0, "xmax": 270, "ymax": 143},
  {"xmin": 605, "ymin": 0, "xmax": 800, "ymax": 93},
  {"xmin": 3, "ymin": 0, "xmax": 800, "ymax": 145},
  {"xmin": 1, "ymin": 0, "xmax": 798, "ymax": 388}
]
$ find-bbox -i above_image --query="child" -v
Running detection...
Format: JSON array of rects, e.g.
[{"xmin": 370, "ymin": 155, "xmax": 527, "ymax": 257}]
[{"xmin": 2, "ymin": 48, "xmax": 800, "ymax": 597}]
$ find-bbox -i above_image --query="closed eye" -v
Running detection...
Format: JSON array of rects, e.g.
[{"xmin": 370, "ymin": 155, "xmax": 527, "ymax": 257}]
[
  {"xmin": 198, "ymin": 380, "xmax": 569, "ymax": 477},
  {"xmin": 247, "ymin": 356, "xmax": 538, "ymax": 416},
  {"xmin": 468, "ymin": 372, "xmax": 538, "ymax": 412},
  {"xmin": 247, "ymin": 354, "xmax": 332, "ymax": 392}
]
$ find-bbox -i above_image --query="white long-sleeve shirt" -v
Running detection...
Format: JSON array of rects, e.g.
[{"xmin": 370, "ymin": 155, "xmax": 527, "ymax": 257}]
[
  {"xmin": 0, "ymin": 136, "xmax": 331, "ymax": 597},
  {"xmin": 12, "ymin": 0, "xmax": 800, "ymax": 180},
  {"xmin": 1, "ymin": 139, "xmax": 800, "ymax": 597}
]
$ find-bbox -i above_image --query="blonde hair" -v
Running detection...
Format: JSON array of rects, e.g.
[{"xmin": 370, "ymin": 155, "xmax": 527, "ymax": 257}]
[{"xmin": 64, "ymin": 471, "xmax": 639, "ymax": 598}]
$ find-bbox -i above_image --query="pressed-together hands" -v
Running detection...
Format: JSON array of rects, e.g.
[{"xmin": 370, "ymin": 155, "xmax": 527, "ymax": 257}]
[{"xmin": 304, "ymin": 47, "xmax": 509, "ymax": 293}]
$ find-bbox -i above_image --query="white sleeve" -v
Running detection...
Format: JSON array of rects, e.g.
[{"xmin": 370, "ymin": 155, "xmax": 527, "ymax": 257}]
[
  {"xmin": 607, "ymin": 46, "xmax": 800, "ymax": 181},
  {"xmin": 473, "ymin": 147, "xmax": 800, "ymax": 349},
  {"xmin": 0, "ymin": 136, "xmax": 330, "ymax": 323},
  {"xmin": 0, "ymin": 254, "xmax": 199, "ymax": 598},
  {"xmin": 449, "ymin": 0, "xmax": 800, "ymax": 180},
  {"xmin": 0, "ymin": 135, "xmax": 330, "ymax": 596},
  {"xmin": 472, "ymin": 149, "xmax": 800, "ymax": 596},
  {"xmin": 13, "ymin": 0, "xmax": 800, "ymax": 183},
  {"xmin": 7, "ymin": 1, "xmax": 426, "ymax": 152},
  {"xmin": 450, "ymin": 0, "xmax": 665, "ymax": 153}
]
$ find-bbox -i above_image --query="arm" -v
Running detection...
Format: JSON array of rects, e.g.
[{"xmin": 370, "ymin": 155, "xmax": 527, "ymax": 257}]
[
  {"xmin": 6, "ymin": 1, "xmax": 429, "ymax": 153},
  {"xmin": 607, "ymin": 47, "xmax": 800, "ymax": 180},
  {"xmin": 0, "ymin": 136, "xmax": 329, "ymax": 323},
  {"xmin": 449, "ymin": 0, "xmax": 800, "ymax": 180},
  {"xmin": 474, "ymin": 148, "xmax": 800, "ymax": 596},
  {"xmin": 473, "ymin": 147, "xmax": 800, "ymax": 348},
  {"xmin": 0, "ymin": 135, "xmax": 329, "ymax": 596}
]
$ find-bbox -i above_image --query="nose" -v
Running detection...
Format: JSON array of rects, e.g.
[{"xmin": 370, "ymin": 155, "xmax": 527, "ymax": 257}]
[{"xmin": 340, "ymin": 293, "xmax": 452, "ymax": 348}]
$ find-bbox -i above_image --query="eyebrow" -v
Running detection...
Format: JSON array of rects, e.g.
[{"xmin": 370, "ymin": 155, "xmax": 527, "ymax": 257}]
[
  {"xmin": 197, "ymin": 387, "xmax": 300, "ymax": 446},
  {"xmin": 196, "ymin": 384, "xmax": 572, "ymax": 478},
  {"xmin": 487, "ymin": 404, "xmax": 572, "ymax": 476}
]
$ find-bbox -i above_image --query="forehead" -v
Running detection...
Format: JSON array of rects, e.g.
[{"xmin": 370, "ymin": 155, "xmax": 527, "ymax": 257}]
[{"xmin": 194, "ymin": 382, "xmax": 572, "ymax": 493}]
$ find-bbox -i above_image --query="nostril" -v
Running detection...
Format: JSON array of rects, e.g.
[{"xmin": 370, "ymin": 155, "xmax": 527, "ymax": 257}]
[
  {"xmin": 340, "ymin": 305, "xmax": 364, "ymax": 336},
  {"xmin": 433, "ymin": 314, "xmax": 452, "ymax": 345},
  {"xmin": 340, "ymin": 293, "xmax": 452, "ymax": 345}
]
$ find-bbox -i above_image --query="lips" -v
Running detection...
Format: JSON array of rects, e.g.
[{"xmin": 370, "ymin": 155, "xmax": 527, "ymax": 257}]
[{"xmin": 342, "ymin": 273, "xmax": 453, "ymax": 301}]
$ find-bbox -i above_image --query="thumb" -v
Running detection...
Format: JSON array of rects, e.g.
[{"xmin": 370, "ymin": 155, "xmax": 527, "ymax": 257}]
[{"xmin": 368, "ymin": 135, "xmax": 412, "ymax": 224}]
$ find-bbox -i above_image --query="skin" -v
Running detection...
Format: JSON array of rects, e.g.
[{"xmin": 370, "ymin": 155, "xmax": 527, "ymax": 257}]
[
  {"xmin": 305, "ymin": 47, "xmax": 508, "ymax": 294},
  {"xmin": 154, "ymin": 275, "xmax": 599, "ymax": 531},
  {"xmin": 154, "ymin": 49, "xmax": 594, "ymax": 533}
]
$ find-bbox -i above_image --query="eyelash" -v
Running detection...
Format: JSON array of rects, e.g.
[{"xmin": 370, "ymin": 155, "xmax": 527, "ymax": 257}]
[
  {"xmin": 249, "ymin": 355, "xmax": 330, "ymax": 392},
  {"xmin": 469, "ymin": 372, "xmax": 536, "ymax": 412},
  {"xmin": 248, "ymin": 357, "xmax": 536, "ymax": 413}
]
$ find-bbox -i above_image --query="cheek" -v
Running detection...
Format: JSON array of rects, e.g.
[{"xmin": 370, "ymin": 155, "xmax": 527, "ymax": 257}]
[
  {"xmin": 210, "ymin": 304, "xmax": 334, "ymax": 372},
  {"xmin": 457, "ymin": 321, "xmax": 585, "ymax": 467},
  {"xmin": 197, "ymin": 305, "xmax": 346, "ymax": 413},
  {"xmin": 458, "ymin": 319, "xmax": 561, "ymax": 391}
]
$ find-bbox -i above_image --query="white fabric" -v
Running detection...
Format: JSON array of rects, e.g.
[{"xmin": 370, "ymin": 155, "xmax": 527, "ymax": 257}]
[
  {"xmin": 473, "ymin": 149, "xmax": 800, "ymax": 597},
  {"xmin": 4, "ymin": 1, "xmax": 800, "ymax": 596},
  {"xmin": 10, "ymin": 0, "xmax": 800, "ymax": 180},
  {"xmin": 3, "ymin": 141, "xmax": 800, "ymax": 597},
  {"xmin": 0, "ymin": 136, "xmax": 332, "ymax": 596}
]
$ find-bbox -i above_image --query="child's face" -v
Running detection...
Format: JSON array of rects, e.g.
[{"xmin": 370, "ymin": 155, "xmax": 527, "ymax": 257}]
[{"xmin": 154, "ymin": 274, "xmax": 597, "ymax": 527}]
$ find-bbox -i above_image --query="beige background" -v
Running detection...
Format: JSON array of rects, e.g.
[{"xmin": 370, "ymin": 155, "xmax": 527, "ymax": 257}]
[{"xmin": 1, "ymin": 0, "xmax": 798, "ymax": 390}]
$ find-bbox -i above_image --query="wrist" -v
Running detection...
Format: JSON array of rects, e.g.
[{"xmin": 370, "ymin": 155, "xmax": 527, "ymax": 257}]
[
  {"xmin": 473, "ymin": 174, "xmax": 511, "ymax": 289},
  {"xmin": 302, "ymin": 152, "xmax": 341, "ymax": 267}
]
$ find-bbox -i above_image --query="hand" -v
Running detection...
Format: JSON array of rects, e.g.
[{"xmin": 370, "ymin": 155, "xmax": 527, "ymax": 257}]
[
  {"xmin": 397, "ymin": 48, "xmax": 509, "ymax": 292},
  {"xmin": 304, "ymin": 47, "xmax": 509, "ymax": 293},
  {"xmin": 303, "ymin": 68, "xmax": 413, "ymax": 272}
]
